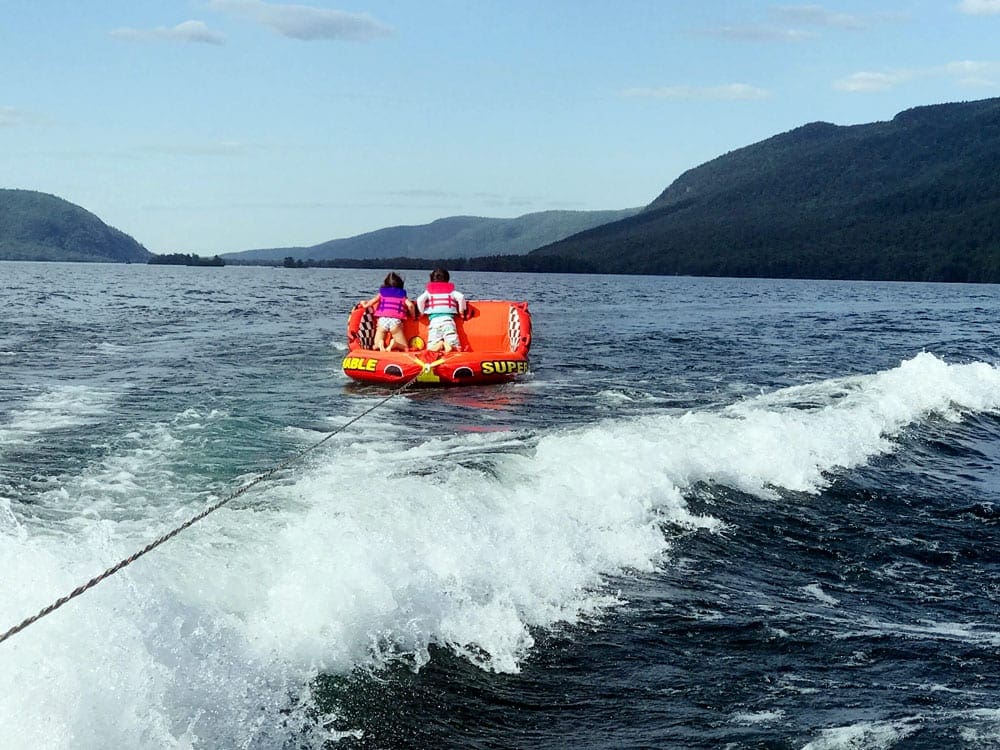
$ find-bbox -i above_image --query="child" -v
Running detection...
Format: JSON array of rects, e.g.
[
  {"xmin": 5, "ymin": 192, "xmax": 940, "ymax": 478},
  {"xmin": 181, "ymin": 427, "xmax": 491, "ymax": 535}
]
[
  {"xmin": 361, "ymin": 272, "xmax": 416, "ymax": 351},
  {"xmin": 416, "ymin": 267, "xmax": 467, "ymax": 353}
]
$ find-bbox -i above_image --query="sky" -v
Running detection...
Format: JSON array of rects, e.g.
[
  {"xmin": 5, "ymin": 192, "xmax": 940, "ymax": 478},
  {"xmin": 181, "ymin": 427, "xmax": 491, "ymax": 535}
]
[{"xmin": 3, "ymin": 1, "xmax": 1000, "ymax": 255}]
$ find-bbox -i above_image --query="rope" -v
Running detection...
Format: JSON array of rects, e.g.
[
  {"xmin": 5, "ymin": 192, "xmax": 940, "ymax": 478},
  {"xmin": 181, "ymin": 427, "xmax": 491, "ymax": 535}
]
[{"xmin": 0, "ymin": 373, "xmax": 421, "ymax": 647}]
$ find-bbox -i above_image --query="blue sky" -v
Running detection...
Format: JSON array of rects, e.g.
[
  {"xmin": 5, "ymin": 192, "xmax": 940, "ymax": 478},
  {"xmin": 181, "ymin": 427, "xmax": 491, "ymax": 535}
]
[{"xmin": 3, "ymin": 1, "xmax": 1000, "ymax": 255}]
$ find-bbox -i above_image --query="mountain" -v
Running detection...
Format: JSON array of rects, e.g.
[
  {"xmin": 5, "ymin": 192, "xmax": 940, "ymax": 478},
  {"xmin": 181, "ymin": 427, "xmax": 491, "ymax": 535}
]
[
  {"xmin": 224, "ymin": 209, "xmax": 640, "ymax": 263},
  {"xmin": 0, "ymin": 189, "xmax": 151, "ymax": 263},
  {"xmin": 523, "ymin": 97, "xmax": 1000, "ymax": 282}
]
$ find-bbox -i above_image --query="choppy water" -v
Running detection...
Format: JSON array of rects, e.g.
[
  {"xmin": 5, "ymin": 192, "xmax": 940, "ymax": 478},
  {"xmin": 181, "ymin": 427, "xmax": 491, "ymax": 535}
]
[{"xmin": 1, "ymin": 261, "xmax": 999, "ymax": 749}]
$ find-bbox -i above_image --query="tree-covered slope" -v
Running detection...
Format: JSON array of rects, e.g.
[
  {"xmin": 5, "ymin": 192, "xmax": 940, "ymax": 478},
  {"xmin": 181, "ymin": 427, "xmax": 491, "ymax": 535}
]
[
  {"xmin": 528, "ymin": 97, "xmax": 1000, "ymax": 282},
  {"xmin": 0, "ymin": 189, "xmax": 151, "ymax": 263},
  {"xmin": 225, "ymin": 209, "xmax": 640, "ymax": 262}
]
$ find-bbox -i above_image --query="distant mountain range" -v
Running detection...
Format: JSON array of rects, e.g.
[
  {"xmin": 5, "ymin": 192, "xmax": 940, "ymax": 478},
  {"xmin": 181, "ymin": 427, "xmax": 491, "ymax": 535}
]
[
  {"xmin": 0, "ymin": 189, "xmax": 151, "ymax": 263},
  {"xmin": 221, "ymin": 209, "xmax": 641, "ymax": 263},
  {"xmin": 5, "ymin": 95, "xmax": 1000, "ymax": 282}
]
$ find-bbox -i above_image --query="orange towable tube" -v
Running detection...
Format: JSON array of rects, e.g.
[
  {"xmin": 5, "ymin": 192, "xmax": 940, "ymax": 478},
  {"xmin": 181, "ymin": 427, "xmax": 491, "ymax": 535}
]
[{"xmin": 343, "ymin": 300, "xmax": 532, "ymax": 386}]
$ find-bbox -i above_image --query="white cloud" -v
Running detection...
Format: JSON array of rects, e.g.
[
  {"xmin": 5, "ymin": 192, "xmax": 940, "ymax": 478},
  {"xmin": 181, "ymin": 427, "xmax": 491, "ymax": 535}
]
[
  {"xmin": 834, "ymin": 60, "xmax": 1000, "ymax": 93},
  {"xmin": 945, "ymin": 60, "xmax": 1000, "ymax": 86},
  {"xmin": 622, "ymin": 84, "xmax": 772, "ymax": 101},
  {"xmin": 702, "ymin": 25, "xmax": 816, "ymax": 42},
  {"xmin": 134, "ymin": 141, "xmax": 250, "ymax": 157},
  {"xmin": 208, "ymin": 0, "xmax": 392, "ymax": 41},
  {"xmin": 704, "ymin": 5, "xmax": 906, "ymax": 43},
  {"xmin": 955, "ymin": 76, "xmax": 999, "ymax": 87},
  {"xmin": 772, "ymin": 4, "xmax": 869, "ymax": 29},
  {"xmin": 957, "ymin": 0, "xmax": 1000, "ymax": 15},
  {"xmin": 833, "ymin": 71, "xmax": 913, "ymax": 92},
  {"xmin": 110, "ymin": 20, "xmax": 224, "ymax": 45},
  {"xmin": 0, "ymin": 107, "xmax": 29, "ymax": 127}
]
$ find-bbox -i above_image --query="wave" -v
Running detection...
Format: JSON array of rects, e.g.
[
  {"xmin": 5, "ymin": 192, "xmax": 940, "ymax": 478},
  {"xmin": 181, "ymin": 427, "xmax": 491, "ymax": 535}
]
[
  {"xmin": 0, "ymin": 385, "xmax": 116, "ymax": 452},
  {"xmin": 1, "ymin": 352, "xmax": 998, "ymax": 748}
]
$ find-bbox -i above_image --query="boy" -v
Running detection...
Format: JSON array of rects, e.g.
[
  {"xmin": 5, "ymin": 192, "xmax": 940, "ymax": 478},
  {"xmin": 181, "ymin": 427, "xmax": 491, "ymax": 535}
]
[{"xmin": 416, "ymin": 268, "xmax": 467, "ymax": 353}]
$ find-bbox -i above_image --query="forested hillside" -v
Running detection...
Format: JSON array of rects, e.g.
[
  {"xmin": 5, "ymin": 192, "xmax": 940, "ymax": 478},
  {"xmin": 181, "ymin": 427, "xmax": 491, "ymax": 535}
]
[
  {"xmin": 523, "ymin": 97, "xmax": 1000, "ymax": 282},
  {"xmin": 225, "ymin": 209, "xmax": 640, "ymax": 263},
  {"xmin": 0, "ymin": 189, "xmax": 151, "ymax": 263}
]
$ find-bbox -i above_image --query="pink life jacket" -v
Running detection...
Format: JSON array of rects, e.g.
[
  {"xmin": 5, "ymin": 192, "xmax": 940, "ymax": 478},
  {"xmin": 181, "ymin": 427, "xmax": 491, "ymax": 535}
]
[
  {"xmin": 376, "ymin": 286, "xmax": 408, "ymax": 318},
  {"xmin": 423, "ymin": 282, "xmax": 459, "ymax": 316}
]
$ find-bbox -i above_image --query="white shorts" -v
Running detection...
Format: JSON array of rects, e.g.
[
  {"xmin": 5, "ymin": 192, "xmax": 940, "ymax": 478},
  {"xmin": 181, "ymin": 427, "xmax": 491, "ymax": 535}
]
[
  {"xmin": 427, "ymin": 316, "xmax": 460, "ymax": 347},
  {"xmin": 376, "ymin": 316, "xmax": 403, "ymax": 333}
]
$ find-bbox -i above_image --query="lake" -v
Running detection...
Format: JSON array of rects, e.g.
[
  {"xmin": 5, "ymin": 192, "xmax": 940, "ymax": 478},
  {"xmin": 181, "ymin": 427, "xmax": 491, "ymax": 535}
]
[{"xmin": 2, "ymin": 262, "xmax": 999, "ymax": 749}]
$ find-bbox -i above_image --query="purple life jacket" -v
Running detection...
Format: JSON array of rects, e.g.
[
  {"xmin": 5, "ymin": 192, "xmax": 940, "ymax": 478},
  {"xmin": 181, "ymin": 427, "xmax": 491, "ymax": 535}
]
[{"xmin": 376, "ymin": 286, "xmax": 408, "ymax": 318}]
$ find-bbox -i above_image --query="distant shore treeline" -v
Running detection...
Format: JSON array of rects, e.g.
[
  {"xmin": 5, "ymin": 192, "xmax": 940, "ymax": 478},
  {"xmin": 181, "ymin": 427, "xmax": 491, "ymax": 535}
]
[
  {"xmin": 275, "ymin": 255, "xmax": 599, "ymax": 273},
  {"xmin": 148, "ymin": 253, "xmax": 225, "ymax": 267}
]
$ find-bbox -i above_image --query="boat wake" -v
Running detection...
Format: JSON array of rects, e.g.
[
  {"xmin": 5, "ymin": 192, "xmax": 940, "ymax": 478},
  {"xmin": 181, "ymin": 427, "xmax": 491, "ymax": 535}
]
[{"xmin": 2, "ymin": 352, "xmax": 999, "ymax": 748}]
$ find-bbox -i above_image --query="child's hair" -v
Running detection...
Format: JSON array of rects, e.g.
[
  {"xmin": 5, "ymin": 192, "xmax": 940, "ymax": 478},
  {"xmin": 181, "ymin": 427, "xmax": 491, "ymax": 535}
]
[
  {"xmin": 383, "ymin": 271, "xmax": 404, "ymax": 288},
  {"xmin": 430, "ymin": 267, "xmax": 450, "ymax": 282}
]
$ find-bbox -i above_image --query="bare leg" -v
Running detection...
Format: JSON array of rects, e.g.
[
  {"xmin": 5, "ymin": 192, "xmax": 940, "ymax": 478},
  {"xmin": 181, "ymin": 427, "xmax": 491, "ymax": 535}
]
[
  {"xmin": 379, "ymin": 327, "xmax": 394, "ymax": 350},
  {"xmin": 390, "ymin": 327, "xmax": 408, "ymax": 351}
]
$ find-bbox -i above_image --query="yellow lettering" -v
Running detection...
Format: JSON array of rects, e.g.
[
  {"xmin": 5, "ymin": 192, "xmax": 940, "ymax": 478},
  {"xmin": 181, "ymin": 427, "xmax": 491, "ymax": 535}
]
[
  {"xmin": 482, "ymin": 360, "xmax": 528, "ymax": 375},
  {"xmin": 343, "ymin": 356, "xmax": 379, "ymax": 372}
]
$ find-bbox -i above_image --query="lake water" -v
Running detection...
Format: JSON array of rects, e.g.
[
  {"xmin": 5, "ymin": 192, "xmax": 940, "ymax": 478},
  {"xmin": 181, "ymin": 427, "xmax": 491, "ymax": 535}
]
[{"xmin": 1, "ymin": 262, "xmax": 999, "ymax": 749}]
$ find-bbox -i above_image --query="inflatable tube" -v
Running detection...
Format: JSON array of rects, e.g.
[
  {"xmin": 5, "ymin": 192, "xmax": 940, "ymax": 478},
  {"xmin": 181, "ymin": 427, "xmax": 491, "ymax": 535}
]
[{"xmin": 343, "ymin": 300, "xmax": 531, "ymax": 386}]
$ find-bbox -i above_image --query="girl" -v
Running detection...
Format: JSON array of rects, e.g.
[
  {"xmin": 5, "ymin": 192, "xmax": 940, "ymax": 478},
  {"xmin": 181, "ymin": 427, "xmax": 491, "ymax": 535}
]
[{"xmin": 361, "ymin": 272, "xmax": 416, "ymax": 351}]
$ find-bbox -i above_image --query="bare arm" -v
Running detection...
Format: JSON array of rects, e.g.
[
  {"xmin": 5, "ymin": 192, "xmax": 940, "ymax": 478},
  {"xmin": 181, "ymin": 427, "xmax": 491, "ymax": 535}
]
[{"xmin": 415, "ymin": 291, "xmax": 429, "ymax": 314}]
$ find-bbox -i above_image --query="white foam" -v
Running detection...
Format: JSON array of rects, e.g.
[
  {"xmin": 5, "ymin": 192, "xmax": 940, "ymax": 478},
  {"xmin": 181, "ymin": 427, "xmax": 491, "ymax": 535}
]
[
  {"xmin": 732, "ymin": 709, "xmax": 785, "ymax": 725},
  {"xmin": 803, "ymin": 584, "xmax": 840, "ymax": 606},
  {"xmin": 840, "ymin": 616, "xmax": 1000, "ymax": 648},
  {"xmin": 159, "ymin": 353, "xmax": 1000, "ymax": 682},
  {"xmin": 0, "ymin": 497, "xmax": 23, "ymax": 538},
  {"xmin": 800, "ymin": 719, "xmax": 920, "ymax": 749},
  {"xmin": 97, "ymin": 342, "xmax": 129, "ymax": 354},
  {"xmin": 958, "ymin": 708, "xmax": 1000, "ymax": 745},
  {"xmin": 701, "ymin": 352, "xmax": 1000, "ymax": 496},
  {"xmin": 0, "ymin": 412, "xmax": 334, "ymax": 748},
  {"xmin": 0, "ymin": 385, "xmax": 116, "ymax": 450}
]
